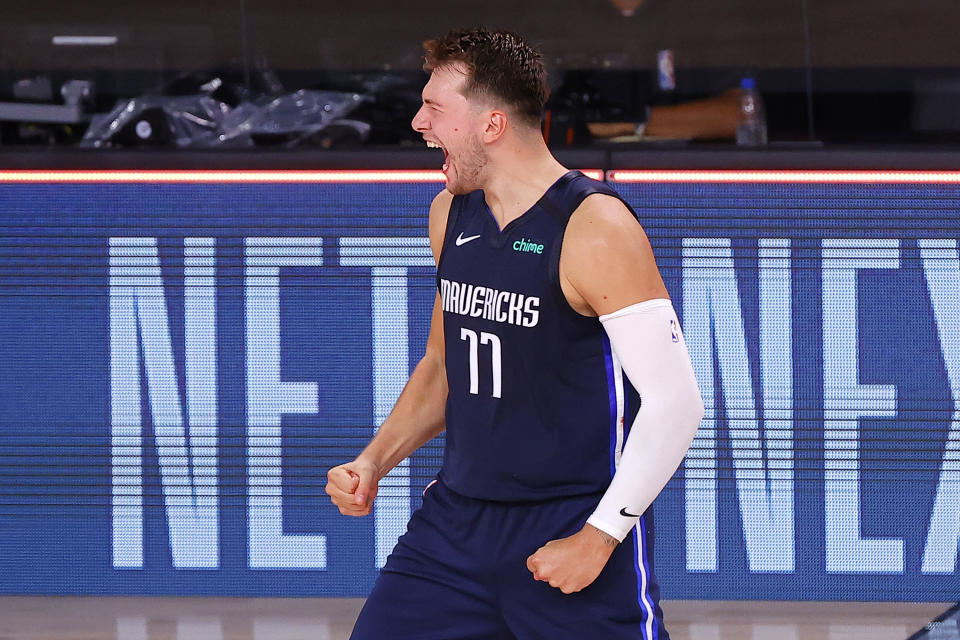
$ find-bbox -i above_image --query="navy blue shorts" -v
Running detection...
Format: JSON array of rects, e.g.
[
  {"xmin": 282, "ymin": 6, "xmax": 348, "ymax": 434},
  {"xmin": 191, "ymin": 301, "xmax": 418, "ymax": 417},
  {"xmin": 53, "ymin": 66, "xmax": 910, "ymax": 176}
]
[{"xmin": 350, "ymin": 478, "xmax": 669, "ymax": 640}]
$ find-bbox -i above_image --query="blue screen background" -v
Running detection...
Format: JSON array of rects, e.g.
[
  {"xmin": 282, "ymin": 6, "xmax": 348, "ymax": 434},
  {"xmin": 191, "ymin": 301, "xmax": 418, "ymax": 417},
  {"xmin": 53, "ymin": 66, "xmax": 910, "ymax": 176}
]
[{"xmin": 0, "ymin": 177, "xmax": 956, "ymax": 600}]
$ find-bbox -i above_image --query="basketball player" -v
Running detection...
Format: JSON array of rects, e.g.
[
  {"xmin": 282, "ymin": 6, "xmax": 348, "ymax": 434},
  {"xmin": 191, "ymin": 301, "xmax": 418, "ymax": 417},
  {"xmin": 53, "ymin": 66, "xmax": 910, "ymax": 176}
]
[{"xmin": 325, "ymin": 28, "xmax": 704, "ymax": 640}]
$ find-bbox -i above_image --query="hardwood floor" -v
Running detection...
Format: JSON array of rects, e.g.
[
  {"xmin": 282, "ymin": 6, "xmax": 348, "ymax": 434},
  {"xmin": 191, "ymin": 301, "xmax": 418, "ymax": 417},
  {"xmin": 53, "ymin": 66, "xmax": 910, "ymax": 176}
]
[{"xmin": 0, "ymin": 597, "xmax": 949, "ymax": 640}]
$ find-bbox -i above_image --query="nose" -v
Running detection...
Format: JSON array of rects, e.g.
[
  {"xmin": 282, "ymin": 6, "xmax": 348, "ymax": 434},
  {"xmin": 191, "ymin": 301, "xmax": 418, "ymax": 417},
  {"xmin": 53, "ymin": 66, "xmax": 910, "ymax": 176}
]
[{"xmin": 411, "ymin": 105, "xmax": 429, "ymax": 133}]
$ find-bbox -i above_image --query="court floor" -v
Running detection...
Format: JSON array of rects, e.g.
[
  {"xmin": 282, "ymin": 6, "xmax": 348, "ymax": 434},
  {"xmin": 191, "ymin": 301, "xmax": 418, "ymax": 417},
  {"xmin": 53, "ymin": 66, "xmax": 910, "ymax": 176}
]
[{"xmin": 0, "ymin": 597, "xmax": 950, "ymax": 640}]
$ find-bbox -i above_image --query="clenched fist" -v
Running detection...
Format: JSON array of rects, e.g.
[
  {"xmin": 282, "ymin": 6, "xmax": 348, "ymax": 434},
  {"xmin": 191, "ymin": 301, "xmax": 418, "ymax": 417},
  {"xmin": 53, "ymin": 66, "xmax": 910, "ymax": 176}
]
[
  {"xmin": 526, "ymin": 524, "xmax": 618, "ymax": 594},
  {"xmin": 325, "ymin": 458, "xmax": 381, "ymax": 517}
]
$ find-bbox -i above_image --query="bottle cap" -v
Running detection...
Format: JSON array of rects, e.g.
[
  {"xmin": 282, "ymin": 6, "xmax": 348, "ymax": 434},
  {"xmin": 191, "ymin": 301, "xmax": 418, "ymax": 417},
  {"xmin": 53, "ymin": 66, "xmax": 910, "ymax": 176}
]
[{"xmin": 741, "ymin": 77, "xmax": 756, "ymax": 90}]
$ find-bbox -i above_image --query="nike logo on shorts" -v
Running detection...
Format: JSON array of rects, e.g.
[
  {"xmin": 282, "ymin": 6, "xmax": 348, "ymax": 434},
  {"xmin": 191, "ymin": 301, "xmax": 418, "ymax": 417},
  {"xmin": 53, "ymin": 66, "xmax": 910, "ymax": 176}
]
[{"xmin": 455, "ymin": 232, "xmax": 481, "ymax": 246}]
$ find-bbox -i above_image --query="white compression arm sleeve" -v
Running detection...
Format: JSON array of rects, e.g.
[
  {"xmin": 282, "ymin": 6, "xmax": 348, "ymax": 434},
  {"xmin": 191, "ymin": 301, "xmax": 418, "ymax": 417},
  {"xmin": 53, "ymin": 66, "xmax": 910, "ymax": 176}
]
[{"xmin": 586, "ymin": 298, "xmax": 705, "ymax": 542}]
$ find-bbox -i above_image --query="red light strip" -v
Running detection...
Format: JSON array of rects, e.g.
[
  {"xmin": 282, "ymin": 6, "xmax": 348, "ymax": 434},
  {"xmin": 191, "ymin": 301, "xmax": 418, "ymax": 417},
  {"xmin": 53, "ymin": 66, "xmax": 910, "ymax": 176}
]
[
  {"xmin": 0, "ymin": 169, "xmax": 605, "ymax": 183},
  {"xmin": 607, "ymin": 170, "xmax": 960, "ymax": 184},
  {"xmin": 3, "ymin": 169, "xmax": 958, "ymax": 184}
]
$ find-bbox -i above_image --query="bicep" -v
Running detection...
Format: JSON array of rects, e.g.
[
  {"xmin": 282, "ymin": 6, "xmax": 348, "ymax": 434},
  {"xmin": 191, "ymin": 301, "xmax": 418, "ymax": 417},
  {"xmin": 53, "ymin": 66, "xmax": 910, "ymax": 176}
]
[
  {"xmin": 562, "ymin": 196, "xmax": 668, "ymax": 317},
  {"xmin": 426, "ymin": 189, "xmax": 452, "ymax": 359},
  {"xmin": 425, "ymin": 292, "xmax": 445, "ymax": 359}
]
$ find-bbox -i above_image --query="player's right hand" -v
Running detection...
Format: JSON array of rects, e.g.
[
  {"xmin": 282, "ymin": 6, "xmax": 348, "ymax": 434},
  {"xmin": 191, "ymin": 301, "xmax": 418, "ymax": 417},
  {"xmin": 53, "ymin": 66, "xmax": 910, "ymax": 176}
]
[{"xmin": 325, "ymin": 458, "xmax": 381, "ymax": 517}]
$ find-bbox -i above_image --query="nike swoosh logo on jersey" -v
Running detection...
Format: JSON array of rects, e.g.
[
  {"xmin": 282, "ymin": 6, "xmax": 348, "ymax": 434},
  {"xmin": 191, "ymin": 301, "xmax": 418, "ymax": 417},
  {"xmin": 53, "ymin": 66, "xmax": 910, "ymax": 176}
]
[
  {"xmin": 455, "ymin": 232, "xmax": 482, "ymax": 246},
  {"xmin": 620, "ymin": 507, "xmax": 640, "ymax": 518}
]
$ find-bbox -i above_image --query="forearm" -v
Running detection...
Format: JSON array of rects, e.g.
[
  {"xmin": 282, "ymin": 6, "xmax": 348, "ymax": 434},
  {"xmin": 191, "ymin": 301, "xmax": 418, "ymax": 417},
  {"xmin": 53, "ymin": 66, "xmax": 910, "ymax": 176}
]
[
  {"xmin": 586, "ymin": 299, "xmax": 705, "ymax": 541},
  {"xmin": 587, "ymin": 399, "xmax": 700, "ymax": 537},
  {"xmin": 357, "ymin": 349, "xmax": 447, "ymax": 479},
  {"xmin": 645, "ymin": 89, "xmax": 742, "ymax": 140}
]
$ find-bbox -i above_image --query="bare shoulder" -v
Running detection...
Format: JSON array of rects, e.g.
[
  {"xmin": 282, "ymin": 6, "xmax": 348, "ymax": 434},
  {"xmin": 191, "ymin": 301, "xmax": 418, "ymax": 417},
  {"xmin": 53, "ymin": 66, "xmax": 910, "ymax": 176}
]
[
  {"xmin": 428, "ymin": 189, "xmax": 454, "ymax": 232},
  {"xmin": 565, "ymin": 192, "xmax": 647, "ymax": 249},
  {"xmin": 428, "ymin": 189, "xmax": 455, "ymax": 261},
  {"xmin": 560, "ymin": 193, "xmax": 668, "ymax": 316}
]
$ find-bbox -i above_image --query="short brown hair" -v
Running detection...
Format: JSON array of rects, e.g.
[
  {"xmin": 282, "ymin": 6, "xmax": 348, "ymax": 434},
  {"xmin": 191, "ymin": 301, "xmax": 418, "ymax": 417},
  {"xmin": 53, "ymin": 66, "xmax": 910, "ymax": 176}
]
[{"xmin": 422, "ymin": 28, "xmax": 549, "ymax": 128}]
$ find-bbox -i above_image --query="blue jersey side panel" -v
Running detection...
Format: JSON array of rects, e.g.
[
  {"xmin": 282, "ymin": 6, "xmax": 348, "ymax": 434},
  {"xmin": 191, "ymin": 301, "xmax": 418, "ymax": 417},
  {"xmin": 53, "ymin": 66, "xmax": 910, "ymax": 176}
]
[{"xmin": 437, "ymin": 171, "xmax": 642, "ymax": 501}]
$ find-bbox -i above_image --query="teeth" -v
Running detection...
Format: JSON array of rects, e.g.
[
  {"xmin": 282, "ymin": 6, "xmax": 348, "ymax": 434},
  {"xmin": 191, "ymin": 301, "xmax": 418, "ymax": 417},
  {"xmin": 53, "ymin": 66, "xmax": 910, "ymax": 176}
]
[{"xmin": 426, "ymin": 141, "xmax": 441, "ymax": 149}]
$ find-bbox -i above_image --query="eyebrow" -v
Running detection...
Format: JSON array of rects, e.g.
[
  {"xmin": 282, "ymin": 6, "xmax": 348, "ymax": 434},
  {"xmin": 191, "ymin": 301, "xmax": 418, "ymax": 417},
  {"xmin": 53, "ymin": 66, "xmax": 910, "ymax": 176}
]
[{"xmin": 422, "ymin": 96, "xmax": 441, "ymax": 107}]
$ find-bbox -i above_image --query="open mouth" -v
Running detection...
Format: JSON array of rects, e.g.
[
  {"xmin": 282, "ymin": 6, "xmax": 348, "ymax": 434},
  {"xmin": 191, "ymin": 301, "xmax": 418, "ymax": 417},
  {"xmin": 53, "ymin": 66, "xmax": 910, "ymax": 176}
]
[{"xmin": 426, "ymin": 140, "xmax": 448, "ymax": 172}]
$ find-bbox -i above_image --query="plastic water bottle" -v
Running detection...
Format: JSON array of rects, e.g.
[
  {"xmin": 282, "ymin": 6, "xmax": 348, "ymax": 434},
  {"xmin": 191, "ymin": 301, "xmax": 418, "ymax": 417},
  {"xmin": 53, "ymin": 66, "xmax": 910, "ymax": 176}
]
[{"xmin": 736, "ymin": 77, "xmax": 768, "ymax": 146}]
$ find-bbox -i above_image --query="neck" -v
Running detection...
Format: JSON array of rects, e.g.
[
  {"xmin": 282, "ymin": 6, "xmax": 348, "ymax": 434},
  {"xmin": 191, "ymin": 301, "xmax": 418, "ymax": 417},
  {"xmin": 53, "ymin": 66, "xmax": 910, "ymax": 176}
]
[{"xmin": 481, "ymin": 131, "xmax": 569, "ymax": 229}]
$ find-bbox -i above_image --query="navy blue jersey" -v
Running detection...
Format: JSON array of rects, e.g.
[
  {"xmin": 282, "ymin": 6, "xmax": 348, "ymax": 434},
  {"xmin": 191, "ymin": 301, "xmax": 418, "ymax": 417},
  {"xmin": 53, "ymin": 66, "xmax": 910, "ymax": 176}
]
[{"xmin": 436, "ymin": 170, "xmax": 641, "ymax": 501}]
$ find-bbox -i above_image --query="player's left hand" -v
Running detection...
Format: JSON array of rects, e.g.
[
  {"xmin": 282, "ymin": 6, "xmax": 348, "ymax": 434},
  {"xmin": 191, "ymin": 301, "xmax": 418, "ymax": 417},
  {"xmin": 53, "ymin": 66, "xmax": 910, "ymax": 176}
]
[{"xmin": 525, "ymin": 523, "xmax": 618, "ymax": 594}]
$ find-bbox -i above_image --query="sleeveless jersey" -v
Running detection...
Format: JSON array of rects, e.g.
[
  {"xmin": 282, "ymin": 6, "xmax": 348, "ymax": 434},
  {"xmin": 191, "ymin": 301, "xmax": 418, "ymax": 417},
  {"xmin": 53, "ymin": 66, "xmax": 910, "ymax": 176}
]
[{"xmin": 436, "ymin": 170, "xmax": 642, "ymax": 502}]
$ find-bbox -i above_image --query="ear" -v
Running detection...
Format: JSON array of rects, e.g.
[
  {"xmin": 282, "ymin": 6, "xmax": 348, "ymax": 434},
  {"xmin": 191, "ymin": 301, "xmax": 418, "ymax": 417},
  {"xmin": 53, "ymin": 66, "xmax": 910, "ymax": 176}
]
[{"xmin": 483, "ymin": 109, "xmax": 508, "ymax": 143}]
